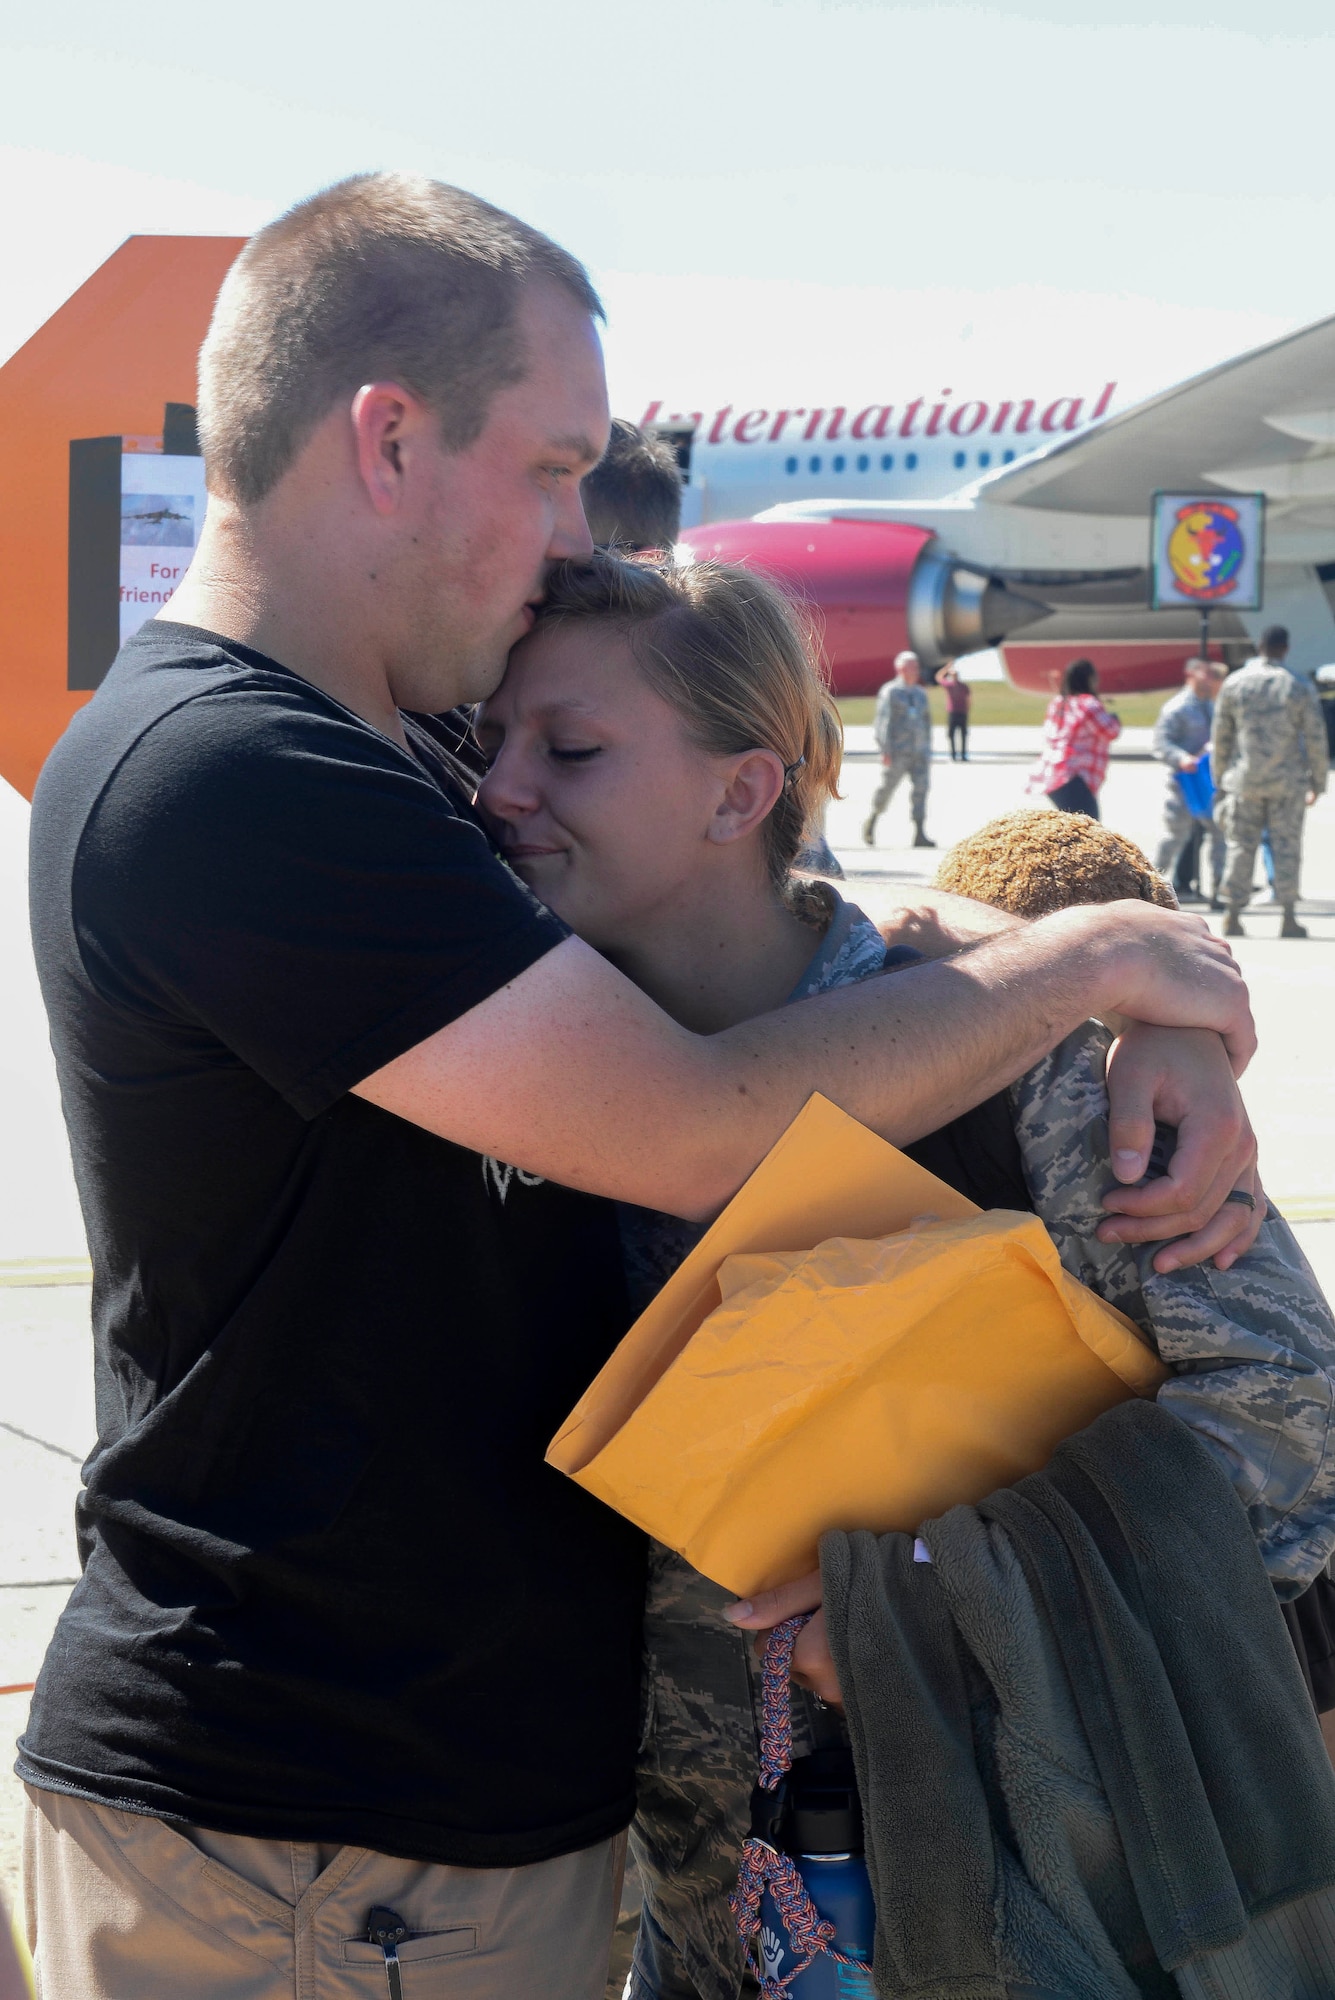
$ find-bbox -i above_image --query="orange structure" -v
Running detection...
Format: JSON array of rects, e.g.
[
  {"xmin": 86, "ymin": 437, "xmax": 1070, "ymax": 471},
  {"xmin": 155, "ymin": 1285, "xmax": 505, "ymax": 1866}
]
[{"xmin": 0, "ymin": 235, "xmax": 244, "ymax": 798}]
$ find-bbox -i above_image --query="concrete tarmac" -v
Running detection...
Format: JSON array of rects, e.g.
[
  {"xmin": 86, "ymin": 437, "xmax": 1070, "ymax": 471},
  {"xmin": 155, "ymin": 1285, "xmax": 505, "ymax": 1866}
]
[{"xmin": 1, "ymin": 726, "xmax": 1333, "ymax": 1911}]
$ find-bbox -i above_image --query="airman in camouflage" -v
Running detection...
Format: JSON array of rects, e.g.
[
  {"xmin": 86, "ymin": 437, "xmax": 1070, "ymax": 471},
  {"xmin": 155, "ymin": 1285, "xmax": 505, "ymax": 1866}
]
[
  {"xmin": 862, "ymin": 651, "xmax": 934, "ymax": 848},
  {"xmin": 627, "ymin": 1002, "xmax": 1335, "ymax": 2000},
  {"xmin": 1211, "ymin": 636, "xmax": 1328, "ymax": 938}
]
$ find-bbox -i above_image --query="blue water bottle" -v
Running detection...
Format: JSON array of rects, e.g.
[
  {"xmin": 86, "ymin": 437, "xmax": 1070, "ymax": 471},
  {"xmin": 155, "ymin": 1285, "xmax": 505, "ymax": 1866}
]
[{"xmin": 755, "ymin": 1748, "xmax": 876, "ymax": 1997}]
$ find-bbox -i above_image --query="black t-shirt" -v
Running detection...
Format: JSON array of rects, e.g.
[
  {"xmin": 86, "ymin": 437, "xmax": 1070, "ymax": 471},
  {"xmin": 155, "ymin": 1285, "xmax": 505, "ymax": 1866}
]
[{"xmin": 20, "ymin": 622, "xmax": 646, "ymax": 1867}]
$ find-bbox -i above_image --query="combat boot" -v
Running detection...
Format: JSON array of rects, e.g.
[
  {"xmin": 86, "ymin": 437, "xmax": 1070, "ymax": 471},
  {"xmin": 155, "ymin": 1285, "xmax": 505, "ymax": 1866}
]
[
  {"xmin": 861, "ymin": 814, "xmax": 878, "ymax": 847},
  {"xmin": 913, "ymin": 822, "xmax": 936, "ymax": 848},
  {"xmin": 1281, "ymin": 906, "xmax": 1309, "ymax": 939},
  {"xmin": 1223, "ymin": 910, "xmax": 1246, "ymax": 937}
]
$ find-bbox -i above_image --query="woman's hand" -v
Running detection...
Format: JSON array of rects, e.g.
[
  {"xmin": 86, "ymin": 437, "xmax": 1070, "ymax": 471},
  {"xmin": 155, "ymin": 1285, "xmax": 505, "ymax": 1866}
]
[
  {"xmin": 723, "ymin": 1571, "xmax": 843, "ymax": 1706},
  {"xmin": 878, "ymin": 892, "xmax": 1023, "ymax": 963},
  {"xmin": 1098, "ymin": 1023, "xmax": 1263, "ymax": 1271}
]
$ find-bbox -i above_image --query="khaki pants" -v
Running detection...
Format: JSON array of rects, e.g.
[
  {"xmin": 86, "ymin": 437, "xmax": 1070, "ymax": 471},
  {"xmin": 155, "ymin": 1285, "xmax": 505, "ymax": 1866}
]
[{"xmin": 23, "ymin": 1784, "xmax": 625, "ymax": 1999}]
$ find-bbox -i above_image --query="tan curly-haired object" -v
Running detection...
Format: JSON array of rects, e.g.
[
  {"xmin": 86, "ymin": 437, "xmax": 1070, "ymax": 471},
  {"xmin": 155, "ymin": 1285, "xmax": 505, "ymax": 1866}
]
[{"xmin": 933, "ymin": 806, "xmax": 1177, "ymax": 918}]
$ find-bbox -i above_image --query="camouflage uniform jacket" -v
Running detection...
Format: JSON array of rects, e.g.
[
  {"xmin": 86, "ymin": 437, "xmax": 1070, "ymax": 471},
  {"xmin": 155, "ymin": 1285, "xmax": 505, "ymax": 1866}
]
[
  {"xmin": 1211, "ymin": 660, "xmax": 1328, "ymax": 799},
  {"xmin": 1012, "ymin": 1022, "xmax": 1335, "ymax": 1596},
  {"xmin": 628, "ymin": 928, "xmax": 1335, "ymax": 1999},
  {"xmin": 871, "ymin": 679, "xmax": 931, "ymax": 763}
]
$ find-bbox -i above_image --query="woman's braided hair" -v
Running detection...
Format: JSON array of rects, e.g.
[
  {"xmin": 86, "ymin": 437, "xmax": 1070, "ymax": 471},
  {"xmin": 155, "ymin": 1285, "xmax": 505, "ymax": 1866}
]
[{"xmin": 534, "ymin": 550, "xmax": 844, "ymax": 926}]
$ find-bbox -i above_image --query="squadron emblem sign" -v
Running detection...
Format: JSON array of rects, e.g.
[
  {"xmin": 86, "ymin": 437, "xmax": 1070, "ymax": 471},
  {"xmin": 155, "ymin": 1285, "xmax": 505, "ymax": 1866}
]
[{"xmin": 1150, "ymin": 491, "xmax": 1265, "ymax": 613}]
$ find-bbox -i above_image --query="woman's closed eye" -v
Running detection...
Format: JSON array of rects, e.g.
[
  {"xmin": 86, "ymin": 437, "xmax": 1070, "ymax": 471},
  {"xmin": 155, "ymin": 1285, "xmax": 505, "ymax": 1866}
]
[{"xmin": 549, "ymin": 745, "xmax": 602, "ymax": 765}]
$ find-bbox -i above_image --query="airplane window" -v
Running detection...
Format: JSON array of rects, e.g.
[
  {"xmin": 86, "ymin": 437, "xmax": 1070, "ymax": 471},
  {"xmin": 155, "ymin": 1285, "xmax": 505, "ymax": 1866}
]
[
  {"xmin": 906, "ymin": 452, "xmax": 918, "ymax": 470},
  {"xmin": 1003, "ymin": 449, "xmax": 1016, "ymax": 463},
  {"xmin": 833, "ymin": 454, "xmax": 846, "ymax": 473},
  {"xmin": 857, "ymin": 453, "xmax": 869, "ymax": 472},
  {"xmin": 978, "ymin": 451, "xmax": 991, "ymax": 468},
  {"xmin": 953, "ymin": 451, "xmax": 966, "ymax": 469},
  {"xmin": 809, "ymin": 455, "xmax": 822, "ymax": 473},
  {"xmin": 881, "ymin": 453, "xmax": 894, "ymax": 471},
  {"xmin": 785, "ymin": 456, "xmax": 798, "ymax": 474}
]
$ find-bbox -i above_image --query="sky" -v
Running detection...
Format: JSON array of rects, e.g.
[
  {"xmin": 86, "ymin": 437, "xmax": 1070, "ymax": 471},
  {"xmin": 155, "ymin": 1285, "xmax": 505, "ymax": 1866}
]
[{"xmin": 2, "ymin": 2, "xmax": 1333, "ymax": 416}]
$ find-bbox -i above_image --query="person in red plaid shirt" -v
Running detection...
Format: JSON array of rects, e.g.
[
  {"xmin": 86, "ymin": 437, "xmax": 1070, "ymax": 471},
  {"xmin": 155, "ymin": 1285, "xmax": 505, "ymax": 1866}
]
[{"xmin": 1029, "ymin": 657, "xmax": 1122, "ymax": 819}]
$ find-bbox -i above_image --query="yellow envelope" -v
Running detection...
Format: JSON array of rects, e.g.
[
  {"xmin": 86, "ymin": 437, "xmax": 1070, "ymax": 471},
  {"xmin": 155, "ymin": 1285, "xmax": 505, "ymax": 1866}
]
[{"xmin": 548, "ymin": 1094, "xmax": 1165, "ymax": 1597}]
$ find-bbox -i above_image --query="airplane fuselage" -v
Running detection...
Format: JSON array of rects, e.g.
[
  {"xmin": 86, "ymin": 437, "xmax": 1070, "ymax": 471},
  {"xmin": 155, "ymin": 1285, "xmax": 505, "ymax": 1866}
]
[{"xmin": 639, "ymin": 384, "xmax": 1120, "ymax": 524}]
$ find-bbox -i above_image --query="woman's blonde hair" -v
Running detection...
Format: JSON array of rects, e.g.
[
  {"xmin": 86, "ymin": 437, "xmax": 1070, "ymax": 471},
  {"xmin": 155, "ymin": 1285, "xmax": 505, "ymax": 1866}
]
[{"xmin": 535, "ymin": 550, "xmax": 844, "ymax": 924}]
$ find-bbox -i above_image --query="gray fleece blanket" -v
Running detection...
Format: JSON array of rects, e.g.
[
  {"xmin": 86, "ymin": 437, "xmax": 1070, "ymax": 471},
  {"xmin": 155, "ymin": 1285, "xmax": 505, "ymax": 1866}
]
[{"xmin": 822, "ymin": 1400, "xmax": 1335, "ymax": 2000}]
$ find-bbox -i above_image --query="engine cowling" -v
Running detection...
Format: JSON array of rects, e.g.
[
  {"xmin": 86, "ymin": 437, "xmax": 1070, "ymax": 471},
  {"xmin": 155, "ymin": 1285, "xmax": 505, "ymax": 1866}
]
[
  {"xmin": 1000, "ymin": 643, "xmax": 1201, "ymax": 696},
  {"xmin": 676, "ymin": 517, "xmax": 1043, "ymax": 695}
]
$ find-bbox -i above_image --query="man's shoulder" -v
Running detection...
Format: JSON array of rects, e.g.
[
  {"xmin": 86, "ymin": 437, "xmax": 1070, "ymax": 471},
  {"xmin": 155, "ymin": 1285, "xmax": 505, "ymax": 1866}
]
[
  {"xmin": 41, "ymin": 624, "xmax": 435, "ymax": 824},
  {"xmin": 32, "ymin": 625, "xmax": 474, "ymax": 925},
  {"xmin": 1233, "ymin": 663, "xmax": 1305, "ymax": 710}
]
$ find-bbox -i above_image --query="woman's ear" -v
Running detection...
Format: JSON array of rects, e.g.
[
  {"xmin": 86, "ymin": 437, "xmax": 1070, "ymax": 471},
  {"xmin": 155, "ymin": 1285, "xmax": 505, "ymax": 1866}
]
[{"xmin": 707, "ymin": 750, "xmax": 787, "ymax": 845}]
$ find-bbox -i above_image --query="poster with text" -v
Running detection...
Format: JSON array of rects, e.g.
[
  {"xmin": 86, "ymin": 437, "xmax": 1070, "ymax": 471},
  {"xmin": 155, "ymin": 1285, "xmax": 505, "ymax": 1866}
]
[{"xmin": 120, "ymin": 452, "xmax": 209, "ymax": 643}]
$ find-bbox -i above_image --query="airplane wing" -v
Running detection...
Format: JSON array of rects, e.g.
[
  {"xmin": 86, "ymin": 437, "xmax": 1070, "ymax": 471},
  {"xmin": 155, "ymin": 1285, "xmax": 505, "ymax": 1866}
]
[{"xmin": 972, "ymin": 312, "xmax": 1335, "ymax": 554}]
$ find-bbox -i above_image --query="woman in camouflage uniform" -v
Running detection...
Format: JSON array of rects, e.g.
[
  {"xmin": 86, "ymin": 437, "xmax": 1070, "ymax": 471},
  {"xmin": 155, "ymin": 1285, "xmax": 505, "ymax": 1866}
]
[{"xmin": 475, "ymin": 553, "xmax": 1335, "ymax": 2000}]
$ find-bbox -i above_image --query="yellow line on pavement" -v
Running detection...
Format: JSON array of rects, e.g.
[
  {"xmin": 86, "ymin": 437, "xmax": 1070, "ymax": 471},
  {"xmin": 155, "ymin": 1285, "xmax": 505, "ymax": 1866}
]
[
  {"xmin": 0, "ymin": 1259, "xmax": 92, "ymax": 1287},
  {"xmin": 1273, "ymin": 1199, "xmax": 1335, "ymax": 1224}
]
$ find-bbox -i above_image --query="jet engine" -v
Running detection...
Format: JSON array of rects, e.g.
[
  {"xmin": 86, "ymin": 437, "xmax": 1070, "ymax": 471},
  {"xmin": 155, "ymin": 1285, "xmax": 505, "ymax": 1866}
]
[{"xmin": 675, "ymin": 517, "xmax": 1045, "ymax": 695}]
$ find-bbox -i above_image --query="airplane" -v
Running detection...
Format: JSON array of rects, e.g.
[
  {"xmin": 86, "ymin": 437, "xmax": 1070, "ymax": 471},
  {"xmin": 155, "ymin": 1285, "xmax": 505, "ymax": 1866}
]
[
  {"xmin": 654, "ymin": 316, "xmax": 1335, "ymax": 695},
  {"xmin": 125, "ymin": 505, "xmax": 191, "ymax": 527}
]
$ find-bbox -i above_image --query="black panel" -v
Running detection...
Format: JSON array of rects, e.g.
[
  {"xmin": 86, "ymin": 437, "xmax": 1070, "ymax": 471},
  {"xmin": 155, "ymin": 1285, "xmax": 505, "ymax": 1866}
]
[
  {"xmin": 163, "ymin": 403, "xmax": 200, "ymax": 455},
  {"xmin": 68, "ymin": 438, "xmax": 122, "ymax": 692}
]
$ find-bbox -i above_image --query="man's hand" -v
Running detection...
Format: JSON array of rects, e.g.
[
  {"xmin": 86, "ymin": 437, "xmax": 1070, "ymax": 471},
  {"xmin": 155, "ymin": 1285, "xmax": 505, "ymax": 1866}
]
[
  {"xmin": 1099, "ymin": 1024, "xmax": 1262, "ymax": 1271},
  {"xmin": 724, "ymin": 1572, "xmax": 841, "ymax": 1706},
  {"xmin": 1067, "ymin": 901, "xmax": 1256, "ymax": 1075}
]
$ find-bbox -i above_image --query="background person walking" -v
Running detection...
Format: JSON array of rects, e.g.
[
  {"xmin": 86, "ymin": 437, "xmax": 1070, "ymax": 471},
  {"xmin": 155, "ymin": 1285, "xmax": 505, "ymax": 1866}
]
[
  {"xmin": 1242, "ymin": 627, "xmax": 1304, "ymax": 906},
  {"xmin": 1212, "ymin": 638, "xmax": 1328, "ymax": 938},
  {"xmin": 1029, "ymin": 658, "xmax": 1120, "ymax": 819},
  {"xmin": 1153, "ymin": 657, "xmax": 1226, "ymax": 905},
  {"xmin": 939, "ymin": 663, "xmax": 972, "ymax": 761},
  {"xmin": 862, "ymin": 650, "xmax": 934, "ymax": 847}
]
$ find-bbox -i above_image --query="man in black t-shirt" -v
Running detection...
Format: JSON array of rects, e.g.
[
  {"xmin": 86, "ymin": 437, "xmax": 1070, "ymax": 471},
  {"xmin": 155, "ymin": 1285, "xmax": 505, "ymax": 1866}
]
[{"xmin": 22, "ymin": 173, "xmax": 1263, "ymax": 1997}]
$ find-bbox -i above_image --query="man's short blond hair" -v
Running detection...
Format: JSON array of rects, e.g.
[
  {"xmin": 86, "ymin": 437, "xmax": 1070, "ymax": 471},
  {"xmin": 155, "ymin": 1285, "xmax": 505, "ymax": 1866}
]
[{"xmin": 198, "ymin": 172, "xmax": 603, "ymax": 505}]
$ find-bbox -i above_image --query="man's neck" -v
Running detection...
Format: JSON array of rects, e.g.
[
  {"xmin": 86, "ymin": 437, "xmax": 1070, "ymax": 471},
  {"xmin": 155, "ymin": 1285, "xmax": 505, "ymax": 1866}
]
[
  {"xmin": 607, "ymin": 875, "xmax": 822, "ymax": 1036},
  {"xmin": 164, "ymin": 507, "xmax": 411, "ymax": 746}
]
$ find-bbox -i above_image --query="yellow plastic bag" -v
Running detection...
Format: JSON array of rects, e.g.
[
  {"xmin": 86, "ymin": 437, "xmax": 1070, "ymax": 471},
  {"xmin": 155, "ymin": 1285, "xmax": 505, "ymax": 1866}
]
[{"xmin": 549, "ymin": 1095, "xmax": 1165, "ymax": 1596}]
